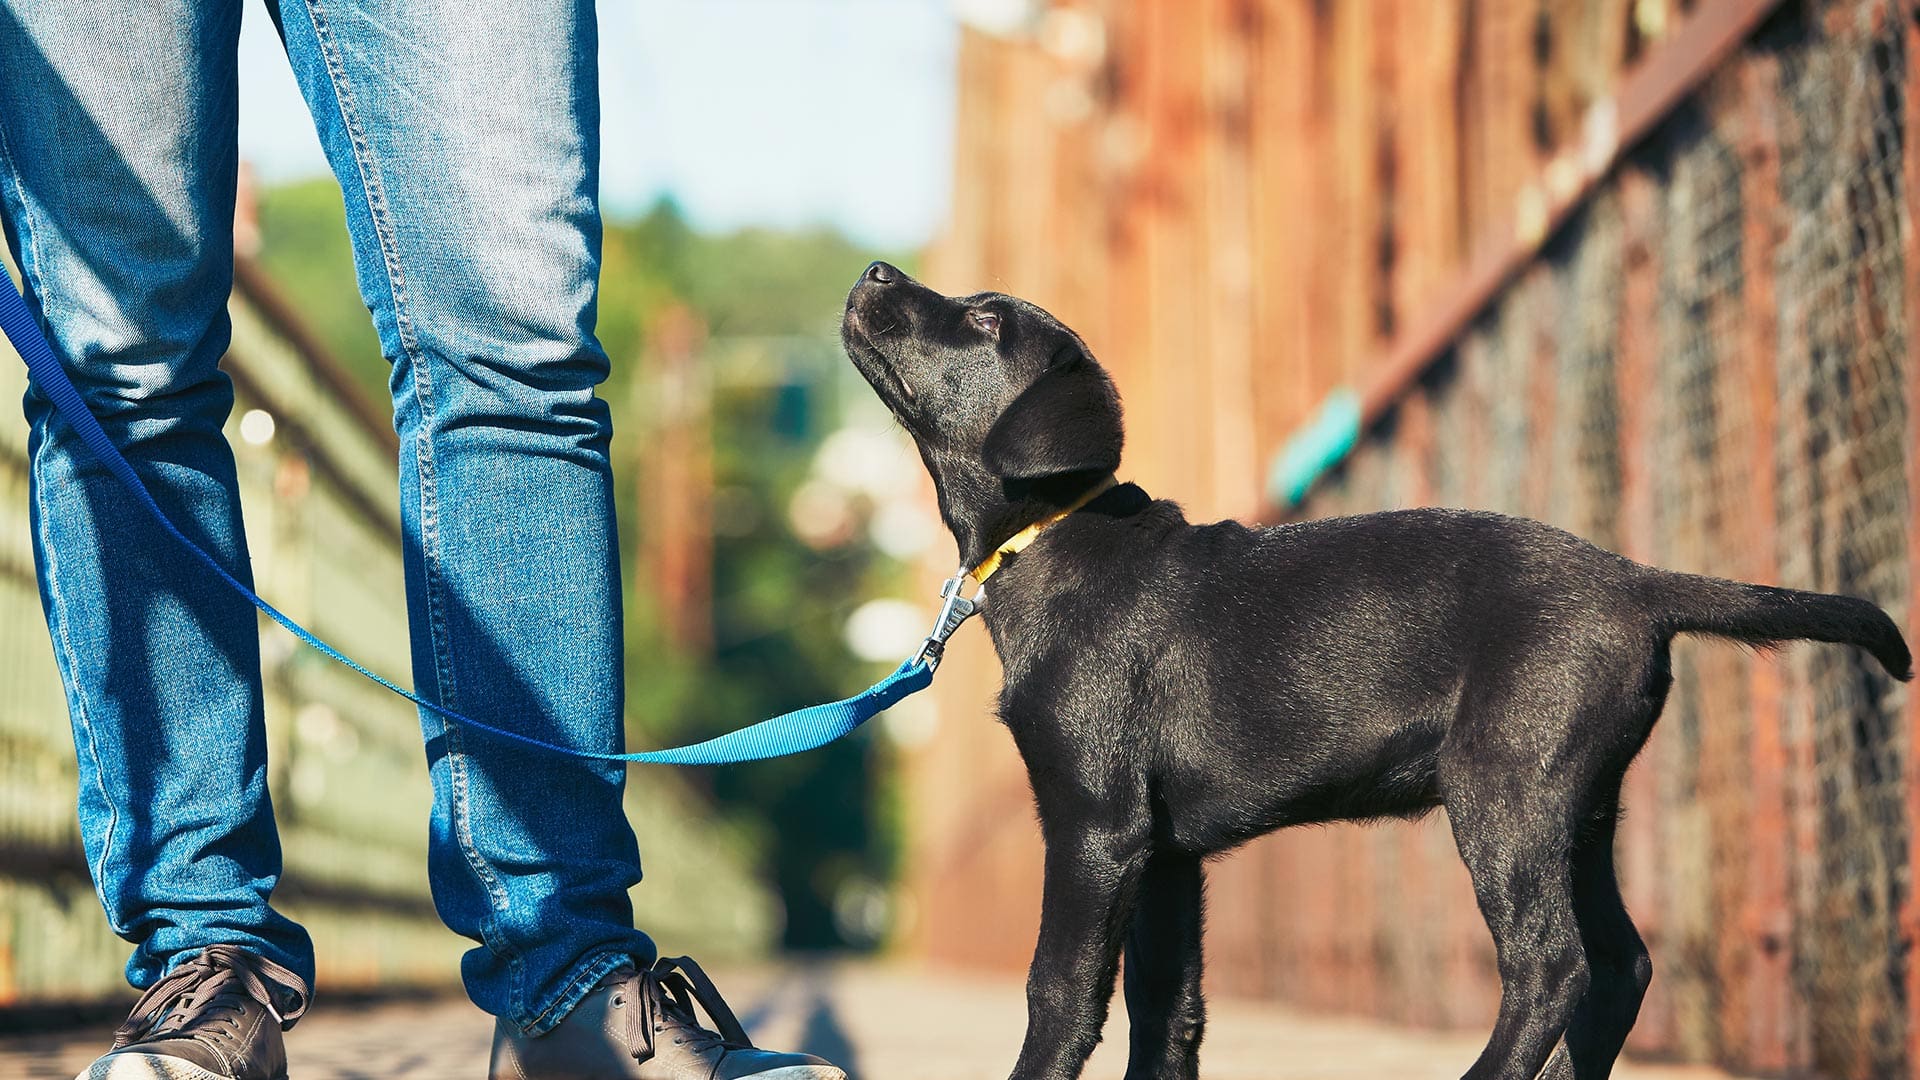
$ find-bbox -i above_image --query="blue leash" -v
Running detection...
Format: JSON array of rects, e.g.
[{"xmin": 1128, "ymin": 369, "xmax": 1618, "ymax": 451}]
[{"xmin": 0, "ymin": 272, "xmax": 948, "ymax": 765}]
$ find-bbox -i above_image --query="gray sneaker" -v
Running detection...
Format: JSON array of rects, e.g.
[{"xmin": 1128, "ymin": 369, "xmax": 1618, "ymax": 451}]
[
  {"xmin": 76, "ymin": 944, "xmax": 310, "ymax": 1080},
  {"xmin": 490, "ymin": 956, "xmax": 846, "ymax": 1080}
]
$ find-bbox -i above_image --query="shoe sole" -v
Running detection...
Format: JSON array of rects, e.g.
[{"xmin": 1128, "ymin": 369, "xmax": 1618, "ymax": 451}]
[
  {"xmin": 75, "ymin": 1055, "xmax": 281, "ymax": 1080},
  {"xmin": 77, "ymin": 1053, "xmax": 837, "ymax": 1080}
]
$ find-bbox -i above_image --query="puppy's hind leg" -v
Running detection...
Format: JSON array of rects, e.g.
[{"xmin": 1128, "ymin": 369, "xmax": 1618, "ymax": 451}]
[
  {"xmin": 1540, "ymin": 796, "xmax": 1653, "ymax": 1080},
  {"xmin": 1122, "ymin": 850, "xmax": 1206, "ymax": 1080},
  {"xmin": 1445, "ymin": 770, "xmax": 1591, "ymax": 1080}
]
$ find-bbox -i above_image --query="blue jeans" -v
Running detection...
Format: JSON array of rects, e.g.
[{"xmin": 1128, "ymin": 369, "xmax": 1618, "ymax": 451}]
[{"xmin": 0, "ymin": 0, "xmax": 654, "ymax": 1033}]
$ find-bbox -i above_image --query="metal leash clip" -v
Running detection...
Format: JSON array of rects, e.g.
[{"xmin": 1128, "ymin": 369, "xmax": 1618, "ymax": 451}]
[{"xmin": 914, "ymin": 570, "xmax": 984, "ymax": 671}]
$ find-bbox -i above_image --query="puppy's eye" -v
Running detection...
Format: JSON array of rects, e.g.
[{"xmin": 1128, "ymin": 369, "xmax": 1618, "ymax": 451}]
[{"xmin": 970, "ymin": 311, "xmax": 1002, "ymax": 336}]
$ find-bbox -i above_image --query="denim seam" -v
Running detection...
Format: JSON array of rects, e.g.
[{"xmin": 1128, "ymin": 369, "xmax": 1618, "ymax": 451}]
[
  {"xmin": 295, "ymin": 0, "xmax": 512, "ymax": 940},
  {"xmin": 29, "ymin": 434, "xmax": 125, "ymax": 930},
  {"xmin": 0, "ymin": 120, "xmax": 127, "ymax": 935},
  {"xmin": 522, "ymin": 949, "xmax": 633, "ymax": 1037}
]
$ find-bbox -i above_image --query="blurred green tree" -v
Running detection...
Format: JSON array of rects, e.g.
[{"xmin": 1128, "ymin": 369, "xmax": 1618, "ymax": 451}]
[{"xmin": 253, "ymin": 185, "xmax": 918, "ymax": 950}]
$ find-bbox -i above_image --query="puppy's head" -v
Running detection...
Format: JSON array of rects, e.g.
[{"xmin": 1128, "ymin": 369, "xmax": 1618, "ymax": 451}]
[
  {"xmin": 842, "ymin": 262, "xmax": 1124, "ymax": 561},
  {"xmin": 840, "ymin": 263, "xmax": 1121, "ymax": 564}
]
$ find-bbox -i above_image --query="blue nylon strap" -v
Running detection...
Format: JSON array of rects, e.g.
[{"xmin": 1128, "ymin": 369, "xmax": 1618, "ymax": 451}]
[{"xmin": 0, "ymin": 272, "xmax": 934, "ymax": 765}]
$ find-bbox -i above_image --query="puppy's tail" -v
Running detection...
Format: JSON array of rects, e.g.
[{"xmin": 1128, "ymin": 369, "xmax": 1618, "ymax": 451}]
[{"xmin": 1646, "ymin": 571, "xmax": 1912, "ymax": 681}]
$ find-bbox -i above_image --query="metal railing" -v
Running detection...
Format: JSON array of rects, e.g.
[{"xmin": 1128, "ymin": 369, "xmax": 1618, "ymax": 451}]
[{"xmin": 0, "ymin": 255, "xmax": 779, "ymax": 1006}]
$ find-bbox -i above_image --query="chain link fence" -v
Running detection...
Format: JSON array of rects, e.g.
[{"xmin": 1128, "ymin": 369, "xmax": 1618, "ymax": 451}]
[
  {"xmin": 1290, "ymin": 1, "xmax": 1913, "ymax": 1072},
  {"xmin": 864, "ymin": 0, "xmax": 1920, "ymax": 1072}
]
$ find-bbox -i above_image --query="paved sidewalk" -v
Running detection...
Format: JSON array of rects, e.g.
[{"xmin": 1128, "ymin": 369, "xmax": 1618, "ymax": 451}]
[{"xmin": 0, "ymin": 963, "xmax": 1754, "ymax": 1079}]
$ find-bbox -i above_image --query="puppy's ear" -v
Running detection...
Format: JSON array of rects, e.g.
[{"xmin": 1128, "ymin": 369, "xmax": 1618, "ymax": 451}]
[{"xmin": 980, "ymin": 353, "xmax": 1123, "ymax": 481}]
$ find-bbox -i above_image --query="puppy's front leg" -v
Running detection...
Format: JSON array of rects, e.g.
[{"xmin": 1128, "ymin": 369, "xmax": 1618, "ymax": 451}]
[
  {"xmin": 1122, "ymin": 851, "xmax": 1205, "ymax": 1080},
  {"xmin": 1009, "ymin": 824, "xmax": 1151, "ymax": 1080}
]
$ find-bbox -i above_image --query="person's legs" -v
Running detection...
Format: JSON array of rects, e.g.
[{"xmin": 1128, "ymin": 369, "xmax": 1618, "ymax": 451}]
[
  {"xmin": 0, "ymin": 0, "xmax": 314, "ymax": 993},
  {"xmin": 269, "ymin": 0, "xmax": 653, "ymax": 1034}
]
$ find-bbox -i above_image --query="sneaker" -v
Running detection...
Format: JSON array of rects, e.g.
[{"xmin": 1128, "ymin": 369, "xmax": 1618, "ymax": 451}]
[
  {"xmin": 490, "ymin": 956, "xmax": 846, "ymax": 1080},
  {"xmin": 76, "ymin": 943, "xmax": 310, "ymax": 1080}
]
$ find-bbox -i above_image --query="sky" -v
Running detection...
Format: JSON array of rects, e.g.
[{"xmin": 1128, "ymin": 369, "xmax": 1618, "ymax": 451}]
[{"xmin": 237, "ymin": 0, "xmax": 961, "ymax": 249}]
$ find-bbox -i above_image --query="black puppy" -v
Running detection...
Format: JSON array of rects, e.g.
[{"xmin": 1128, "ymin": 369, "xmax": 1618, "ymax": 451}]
[{"xmin": 841, "ymin": 261, "xmax": 1911, "ymax": 1080}]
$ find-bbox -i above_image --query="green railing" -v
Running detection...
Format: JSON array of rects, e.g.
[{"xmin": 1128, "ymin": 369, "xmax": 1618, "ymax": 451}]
[{"xmin": 0, "ymin": 259, "xmax": 777, "ymax": 1005}]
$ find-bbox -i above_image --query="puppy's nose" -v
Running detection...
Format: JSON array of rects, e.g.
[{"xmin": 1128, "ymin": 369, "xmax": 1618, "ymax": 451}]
[{"xmin": 863, "ymin": 261, "xmax": 898, "ymax": 285}]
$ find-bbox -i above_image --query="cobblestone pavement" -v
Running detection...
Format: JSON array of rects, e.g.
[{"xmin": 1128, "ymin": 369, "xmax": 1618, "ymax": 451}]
[{"xmin": 0, "ymin": 963, "xmax": 1755, "ymax": 1079}]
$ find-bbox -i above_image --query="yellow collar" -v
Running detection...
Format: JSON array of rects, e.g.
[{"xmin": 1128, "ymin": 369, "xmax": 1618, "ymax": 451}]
[{"xmin": 967, "ymin": 475, "xmax": 1118, "ymax": 586}]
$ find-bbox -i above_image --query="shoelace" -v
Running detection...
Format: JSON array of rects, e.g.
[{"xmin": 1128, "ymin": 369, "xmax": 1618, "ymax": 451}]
[
  {"xmin": 113, "ymin": 944, "xmax": 310, "ymax": 1050},
  {"xmin": 624, "ymin": 956, "xmax": 754, "ymax": 1061}
]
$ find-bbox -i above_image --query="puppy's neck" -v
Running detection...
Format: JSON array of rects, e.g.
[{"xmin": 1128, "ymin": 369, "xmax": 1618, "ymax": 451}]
[{"xmin": 923, "ymin": 454, "xmax": 1133, "ymax": 571}]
